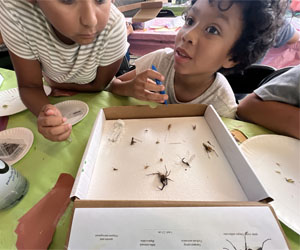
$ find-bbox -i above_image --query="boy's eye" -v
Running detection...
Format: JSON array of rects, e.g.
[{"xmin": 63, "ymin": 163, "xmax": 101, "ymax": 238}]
[
  {"xmin": 59, "ymin": 0, "xmax": 105, "ymax": 4},
  {"xmin": 60, "ymin": 0, "xmax": 74, "ymax": 4},
  {"xmin": 185, "ymin": 17, "xmax": 194, "ymax": 26},
  {"xmin": 205, "ymin": 26, "xmax": 220, "ymax": 35}
]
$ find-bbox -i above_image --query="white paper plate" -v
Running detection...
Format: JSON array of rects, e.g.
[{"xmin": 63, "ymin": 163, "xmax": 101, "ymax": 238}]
[
  {"xmin": 241, "ymin": 134, "xmax": 300, "ymax": 234},
  {"xmin": 0, "ymin": 127, "xmax": 34, "ymax": 166},
  {"xmin": 55, "ymin": 100, "xmax": 89, "ymax": 126},
  {"xmin": 0, "ymin": 85, "xmax": 52, "ymax": 116},
  {"xmin": 0, "ymin": 73, "xmax": 3, "ymax": 87}
]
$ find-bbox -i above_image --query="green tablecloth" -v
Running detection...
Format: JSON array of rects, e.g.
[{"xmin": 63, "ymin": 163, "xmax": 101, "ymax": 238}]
[{"xmin": 0, "ymin": 68, "xmax": 299, "ymax": 249}]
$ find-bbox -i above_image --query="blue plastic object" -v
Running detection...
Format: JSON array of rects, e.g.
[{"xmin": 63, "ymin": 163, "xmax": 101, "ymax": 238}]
[{"xmin": 151, "ymin": 65, "xmax": 167, "ymax": 105}]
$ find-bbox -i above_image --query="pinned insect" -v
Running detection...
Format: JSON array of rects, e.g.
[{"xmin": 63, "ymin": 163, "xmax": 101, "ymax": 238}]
[
  {"xmin": 177, "ymin": 153, "xmax": 195, "ymax": 169},
  {"xmin": 108, "ymin": 119, "xmax": 125, "ymax": 142},
  {"xmin": 192, "ymin": 125, "xmax": 197, "ymax": 130},
  {"xmin": 147, "ymin": 165, "xmax": 173, "ymax": 191},
  {"xmin": 285, "ymin": 178, "xmax": 294, "ymax": 183},
  {"xmin": 130, "ymin": 137, "xmax": 136, "ymax": 145},
  {"xmin": 203, "ymin": 141, "xmax": 218, "ymax": 158},
  {"xmin": 113, "ymin": 168, "xmax": 118, "ymax": 171},
  {"xmin": 181, "ymin": 158, "xmax": 191, "ymax": 167},
  {"xmin": 130, "ymin": 137, "xmax": 142, "ymax": 145},
  {"xmin": 167, "ymin": 124, "xmax": 172, "ymax": 130}
]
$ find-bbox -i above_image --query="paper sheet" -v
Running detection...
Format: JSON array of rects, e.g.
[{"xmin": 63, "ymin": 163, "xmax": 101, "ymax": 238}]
[
  {"xmin": 68, "ymin": 206, "xmax": 289, "ymax": 249},
  {"xmin": 0, "ymin": 73, "xmax": 3, "ymax": 87}
]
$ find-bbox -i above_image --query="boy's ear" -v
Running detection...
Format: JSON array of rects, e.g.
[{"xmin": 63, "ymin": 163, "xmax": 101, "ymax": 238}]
[{"xmin": 222, "ymin": 57, "xmax": 238, "ymax": 69}]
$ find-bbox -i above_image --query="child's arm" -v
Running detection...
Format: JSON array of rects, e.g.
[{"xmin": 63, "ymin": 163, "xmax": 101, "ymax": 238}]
[
  {"xmin": 9, "ymin": 51, "xmax": 72, "ymax": 142},
  {"xmin": 286, "ymin": 30, "xmax": 300, "ymax": 45},
  {"xmin": 108, "ymin": 68, "xmax": 168, "ymax": 103},
  {"xmin": 44, "ymin": 58, "xmax": 124, "ymax": 93},
  {"xmin": 237, "ymin": 93, "xmax": 300, "ymax": 139},
  {"xmin": 0, "ymin": 32, "xmax": 3, "ymax": 44}
]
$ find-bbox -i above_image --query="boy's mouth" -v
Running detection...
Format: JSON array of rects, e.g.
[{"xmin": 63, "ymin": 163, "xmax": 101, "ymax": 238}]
[
  {"xmin": 79, "ymin": 33, "xmax": 97, "ymax": 38},
  {"xmin": 176, "ymin": 48, "xmax": 192, "ymax": 59}
]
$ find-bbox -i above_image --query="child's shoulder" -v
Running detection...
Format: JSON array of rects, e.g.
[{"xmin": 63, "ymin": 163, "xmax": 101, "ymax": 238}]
[
  {"xmin": 1, "ymin": 0, "xmax": 35, "ymax": 11},
  {"xmin": 135, "ymin": 48, "xmax": 174, "ymax": 74},
  {"xmin": 212, "ymin": 73, "xmax": 236, "ymax": 97},
  {"xmin": 106, "ymin": 4, "xmax": 127, "ymax": 33},
  {"xmin": 110, "ymin": 3, "xmax": 126, "ymax": 19},
  {"xmin": 214, "ymin": 72, "xmax": 231, "ymax": 86},
  {"xmin": 1, "ymin": 0, "xmax": 42, "ymax": 21},
  {"xmin": 150, "ymin": 48, "xmax": 174, "ymax": 62},
  {"xmin": 146, "ymin": 47, "xmax": 174, "ymax": 57},
  {"xmin": 136, "ymin": 48, "xmax": 173, "ymax": 64}
]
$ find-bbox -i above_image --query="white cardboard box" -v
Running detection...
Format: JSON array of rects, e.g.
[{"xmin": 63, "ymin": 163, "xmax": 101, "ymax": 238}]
[
  {"xmin": 70, "ymin": 104, "xmax": 270, "ymax": 202},
  {"xmin": 67, "ymin": 104, "xmax": 290, "ymax": 249}
]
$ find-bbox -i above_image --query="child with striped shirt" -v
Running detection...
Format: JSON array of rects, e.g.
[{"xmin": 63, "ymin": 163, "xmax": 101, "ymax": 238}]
[{"xmin": 0, "ymin": 0, "xmax": 128, "ymax": 142}]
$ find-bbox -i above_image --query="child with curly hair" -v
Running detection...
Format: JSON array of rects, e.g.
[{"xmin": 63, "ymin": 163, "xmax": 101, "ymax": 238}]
[{"xmin": 109, "ymin": 0, "xmax": 287, "ymax": 118}]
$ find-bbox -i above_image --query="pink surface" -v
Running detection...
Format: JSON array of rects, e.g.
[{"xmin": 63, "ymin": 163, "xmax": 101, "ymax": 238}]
[
  {"xmin": 262, "ymin": 40, "xmax": 300, "ymax": 69},
  {"xmin": 128, "ymin": 29, "xmax": 177, "ymax": 56},
  {"xmin": 291, "ymin": 0, "xmax": 300, "ymax": 11},
  {"xmin": 0, "ymin": 116, "xmax": 8, "ymax": 131},
  {"xmin": 15, "ymin": 173, "xmax": 74, "ymax": 250},
  {"xmin": 128, "ymin": 17, "xmax": 180, "ymax": 56}
]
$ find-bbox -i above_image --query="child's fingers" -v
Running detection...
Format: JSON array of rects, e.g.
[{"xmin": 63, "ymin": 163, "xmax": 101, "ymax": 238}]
[
  {"xmin": 141, "ymin": 69, "xmax": 164, "ymax": 82},
  {"xmin": 145, "ymin": 79, "xmax": 165, "ymax": 92},
  {"xmin": 149, "ymin": 69, "xmax": 165, "ymax": 82},
  {"xmin": 44, "ymin": 108, "xmax": 55, "ymax": 116},
  {"xmin": 41, "ymin": 104, "xmax": 56, "ymax": 115},
  {"xmin": 53, "ymin": 130, "xmax": 72, "ymax": 142},
  {"xmin": 43, "ymin": 104, "xmax": 63, "ymax": 117},
  {"xmin": 38, "ymin": 123, "xmax": 72, "ymax": 142},
  {"xmin": 38, "ymin": 113, "xmax": 66, "ymax": 127},
  {"xmin": 144, "ymin": 90, "xmax": 168, "ymax": 103}
]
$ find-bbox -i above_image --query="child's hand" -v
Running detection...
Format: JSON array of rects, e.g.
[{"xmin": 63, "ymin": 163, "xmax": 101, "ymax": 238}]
[
  {"xmin": 127, "ymin": 69, "xmax": 168, "ymax": 103},
  {"xmin": 126, "ymin": 22, "xmax": 133, "ymax": 36},
  {"xmin": 37, "ymin": 104, "xmax": 72, "ymax": 142}
]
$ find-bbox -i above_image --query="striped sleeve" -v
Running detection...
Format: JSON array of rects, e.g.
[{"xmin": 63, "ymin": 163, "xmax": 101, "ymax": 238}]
[
  {"xmin": 0, "ymin": 0, "xmax": 36, "ymax": 60},
  {"xmin": 99, "ymin": 5, "xmax": 129, "ymax": 66}
]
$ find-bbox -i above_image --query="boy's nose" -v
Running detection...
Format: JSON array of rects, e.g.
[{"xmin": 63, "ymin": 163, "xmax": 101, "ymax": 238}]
[
  {"xmin": 182, "ymin": 28, "xmax": 197, "ymax": 45},
  {"xmin": 79, "ymin": 3, "xmax": 98, "ymax": 28}
]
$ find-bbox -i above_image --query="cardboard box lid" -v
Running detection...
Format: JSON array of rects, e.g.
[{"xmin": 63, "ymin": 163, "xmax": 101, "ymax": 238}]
[
  {"xmin": 132, "ymin": 1, "xmax": 163, "ymax": 23},
  {"xmin": 117, "ymin": 1, "xmax": 163, "ymax": 23}
]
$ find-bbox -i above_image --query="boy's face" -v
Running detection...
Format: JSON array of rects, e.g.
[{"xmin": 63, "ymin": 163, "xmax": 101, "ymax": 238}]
[
  {"xmin": 174, "ymin": 0, "xmax": 243, "ymax": 75},
  {"xmin": 36, "ymin": 0, "xmax": 111, "ymax": 45}
]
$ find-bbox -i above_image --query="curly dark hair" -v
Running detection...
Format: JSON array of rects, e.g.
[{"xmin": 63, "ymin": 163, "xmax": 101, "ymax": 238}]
[{"xmin": 185, "ymin": 0, "xmax": 288, "ymax": 74}]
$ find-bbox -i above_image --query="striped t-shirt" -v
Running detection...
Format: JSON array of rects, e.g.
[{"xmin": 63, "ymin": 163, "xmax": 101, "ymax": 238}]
[{"xmin": 0, "ymin": 0, "xmax": 128, "ymax": 84}]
